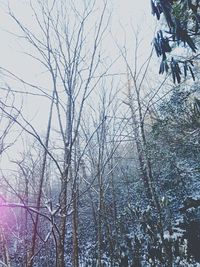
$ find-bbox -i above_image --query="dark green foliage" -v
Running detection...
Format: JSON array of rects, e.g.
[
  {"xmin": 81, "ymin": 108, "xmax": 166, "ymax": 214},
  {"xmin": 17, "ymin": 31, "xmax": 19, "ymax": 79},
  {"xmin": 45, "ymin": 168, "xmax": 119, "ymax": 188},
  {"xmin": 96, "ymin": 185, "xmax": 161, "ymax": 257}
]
[{"xmin": 151, "ymin": 0, "xmax": 200, "ymax": 83}]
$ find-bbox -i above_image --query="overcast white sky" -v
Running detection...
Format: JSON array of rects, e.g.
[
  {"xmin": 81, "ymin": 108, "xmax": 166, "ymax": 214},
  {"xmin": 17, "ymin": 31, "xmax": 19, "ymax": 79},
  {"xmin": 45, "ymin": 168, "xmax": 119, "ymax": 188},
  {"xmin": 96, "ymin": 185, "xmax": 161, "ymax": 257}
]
[
  {"xmin": 0, "ymin": 0, "xmax": 156, "ymax": 119},
  {"xmin": 0, "ymin": 0, "xmax": 154, "ymax": 75},
  {"xmin": 0, "ymin": 0, "xmax": 156, "ymax": 169}
]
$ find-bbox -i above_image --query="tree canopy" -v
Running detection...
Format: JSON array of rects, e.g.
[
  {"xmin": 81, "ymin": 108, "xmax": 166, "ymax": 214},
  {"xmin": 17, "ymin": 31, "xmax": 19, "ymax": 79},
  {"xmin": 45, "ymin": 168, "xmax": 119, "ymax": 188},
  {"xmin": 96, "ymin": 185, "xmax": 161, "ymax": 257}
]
[{"xmin": 151, "ymin": 0, "xmax": 200, "ymax": 83}]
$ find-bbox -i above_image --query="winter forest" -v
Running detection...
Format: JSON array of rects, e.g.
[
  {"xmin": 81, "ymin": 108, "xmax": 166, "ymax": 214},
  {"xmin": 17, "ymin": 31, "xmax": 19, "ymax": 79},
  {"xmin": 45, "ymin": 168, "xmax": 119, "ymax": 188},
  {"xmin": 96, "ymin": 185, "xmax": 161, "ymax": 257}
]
[{"xmin": 0, "ymin": 0, "xmax": 200, "ymax": 266}]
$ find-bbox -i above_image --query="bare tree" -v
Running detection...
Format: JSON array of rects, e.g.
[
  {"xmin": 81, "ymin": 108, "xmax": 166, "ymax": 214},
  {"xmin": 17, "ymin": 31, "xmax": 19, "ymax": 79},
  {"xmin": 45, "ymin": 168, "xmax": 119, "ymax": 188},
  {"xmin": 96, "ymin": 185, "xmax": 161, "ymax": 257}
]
[
  {"xmin": 0, "ymin": 1, "xmax": 112, "ymax": 266},
  {"xmin": 121, "ymin": 31, "xmax": 174, "ymax": 266}
]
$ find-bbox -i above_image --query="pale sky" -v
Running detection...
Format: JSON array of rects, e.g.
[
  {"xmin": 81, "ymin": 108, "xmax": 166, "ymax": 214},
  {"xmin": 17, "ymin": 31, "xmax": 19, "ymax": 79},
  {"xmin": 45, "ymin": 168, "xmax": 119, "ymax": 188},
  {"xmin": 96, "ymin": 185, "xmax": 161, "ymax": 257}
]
[
  {"xmin": 0, "ymin": 0, "xmax": 154, "ymax": 76},
  {"xmin": 0, "ymin": 0, "xmax": 156, "ymax": 170}
]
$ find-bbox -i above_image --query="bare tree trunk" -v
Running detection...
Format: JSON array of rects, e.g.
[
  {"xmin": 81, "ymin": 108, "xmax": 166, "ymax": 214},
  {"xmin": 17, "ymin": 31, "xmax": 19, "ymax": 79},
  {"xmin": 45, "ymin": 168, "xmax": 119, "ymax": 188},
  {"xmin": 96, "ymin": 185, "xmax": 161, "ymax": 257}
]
[
  {"xmin": 57, "ymin": 181, "xmax": 67, "ymax": 267},
  {"xmin": 25, "ymin": 175, "xmax": 29, "ymax": 266},
  {"xmin": 57, "ymin": 85, "xmax": 73, "ymax": 266},
  {"xmin": 108, "ymin": 160, "xmax": 117, "ymax": 267},
  {"xmin": 97, "ymin": 113, "xmax": 106, "ymax": 267},
  {"xmin": 27, "ymin": 92, "xmax": 55, "ymax": 267},
  {"xmin": 72, "ymin": 140, "xmax": 79, "ymax": 267},
  {"xmin": 126, "ymin": 57, "xmax": 173, "ymax": 266},
  {"xmin": 72, "ymin": 189, "xmax": 79, "ymax": 267},
  {"xmin": 127, "ymin": 75, "xmax": 153, "ymax": 200},
  {"xmin": 0, "ymin": 226, "xmax": 11, "ymax": 267},
  {"xmin": 97, "ymin": 182, "xmax": 103, "ymax": 267}
]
